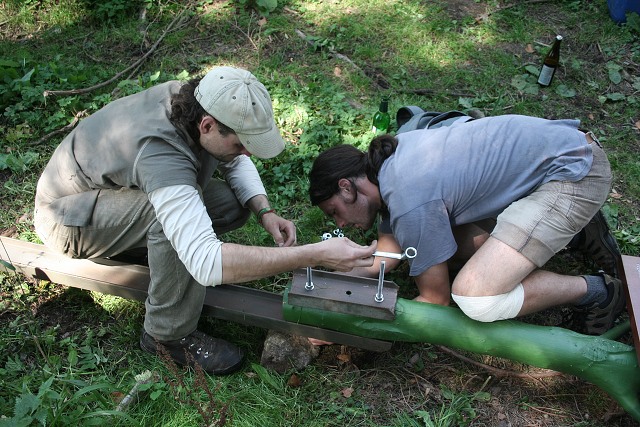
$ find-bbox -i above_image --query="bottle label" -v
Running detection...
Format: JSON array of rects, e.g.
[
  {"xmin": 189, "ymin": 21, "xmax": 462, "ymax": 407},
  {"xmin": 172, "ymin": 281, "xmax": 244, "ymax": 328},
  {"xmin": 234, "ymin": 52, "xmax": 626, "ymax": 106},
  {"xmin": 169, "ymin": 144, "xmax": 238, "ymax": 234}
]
[{"xmin": 538, "ymin": 65, "xmax": 555, "ymax": 85}]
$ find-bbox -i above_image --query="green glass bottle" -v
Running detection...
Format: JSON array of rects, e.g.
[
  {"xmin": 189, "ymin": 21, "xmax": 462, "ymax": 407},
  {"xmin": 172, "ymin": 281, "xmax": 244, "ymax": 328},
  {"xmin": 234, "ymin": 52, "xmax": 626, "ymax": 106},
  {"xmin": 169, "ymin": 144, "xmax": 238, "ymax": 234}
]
[
  {"xmin": 537, "ymin": 35, "xmax": 563, "ymax": 87},
  {"xmin": 371, "ymin": 97, "xmax": 390, "ymax": 134}
]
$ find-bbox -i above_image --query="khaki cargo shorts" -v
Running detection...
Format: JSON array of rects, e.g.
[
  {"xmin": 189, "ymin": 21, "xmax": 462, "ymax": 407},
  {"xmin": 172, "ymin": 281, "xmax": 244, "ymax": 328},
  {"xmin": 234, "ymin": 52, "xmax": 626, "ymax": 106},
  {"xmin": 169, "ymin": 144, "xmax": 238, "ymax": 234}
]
[{"xmin": 491, "ymin": 134, "xmax": 611, "ymax": 267}]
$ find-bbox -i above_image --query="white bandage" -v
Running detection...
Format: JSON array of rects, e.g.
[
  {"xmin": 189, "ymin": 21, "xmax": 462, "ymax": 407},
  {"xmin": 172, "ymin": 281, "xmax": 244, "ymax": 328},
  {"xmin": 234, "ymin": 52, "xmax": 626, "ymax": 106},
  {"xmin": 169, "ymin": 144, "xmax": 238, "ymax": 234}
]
[{"xmin": 451, "ymin": 283, "xmax": 525, "ymax": 322}]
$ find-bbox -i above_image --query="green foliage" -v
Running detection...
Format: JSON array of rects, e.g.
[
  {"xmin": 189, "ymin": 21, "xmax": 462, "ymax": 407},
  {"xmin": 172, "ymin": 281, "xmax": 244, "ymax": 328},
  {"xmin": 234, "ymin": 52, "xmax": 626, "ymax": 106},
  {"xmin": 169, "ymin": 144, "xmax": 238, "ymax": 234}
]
[
  {"xmin": 414, "ymin": 385, "xmax": 491, "ymax": 427},
  {"xmin": 251, "ymin": 363, "xmax": 283, "ymax": 390},
  {"xmin": 116, "ymin": 69, "xmax": 190, "ymax": 97},
  {"xmin": 0, "ymin": 376, "xmax": 130, "ymax": 426},
  {"xmin": 234, "ymin": 0, "xmax": 278, "ymax": 17},
  {"xmin": 0, "ymin": 312, "xmax": 132, "ymax": 426},
  {"xmin": 0, "ymin": 55, "xmax": 189, "ymax": 149},
  {"xmin": 1, "ymin": 57, "xmax": 96, "ymax": 140},
  {"xmin": 0, "ymin": 259, "xmax": 16, "ymax": 271},
  {"xmin": 0, "ymin": 152, "xmax": 39, "ymax": 173},
  {"xmin": 136, "ymin": 377, "xmax": 168, "ymax": 401},
  {"xmin": 625, "ymin": 12, "xmax": 640, "ymax": 34},
  {"xmin": 83, "ymin": 0, "xmax": 153, "ymax": 23},
  {"xmin": 614, "ymin": 224, "xmax": 640, "ymax": 256},
  {"xmin": 510, "ymin": 71, "xmax": 539, "ymax": 95},
  {"xmin": 604, "ymin": 203, "xmax": 640, "ymax": 256},
  {"xmin": 252, "ymin": 76, "xmax": 364, "ymax": 209}
]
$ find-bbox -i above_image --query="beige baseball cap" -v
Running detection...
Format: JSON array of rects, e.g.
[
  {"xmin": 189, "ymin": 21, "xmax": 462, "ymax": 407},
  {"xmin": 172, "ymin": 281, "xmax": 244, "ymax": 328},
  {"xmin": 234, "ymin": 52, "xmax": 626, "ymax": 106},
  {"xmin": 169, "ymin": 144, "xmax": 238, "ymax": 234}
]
[{"xmin": 194, "ymin": 66, "xmax": 285, "ymax": 159}]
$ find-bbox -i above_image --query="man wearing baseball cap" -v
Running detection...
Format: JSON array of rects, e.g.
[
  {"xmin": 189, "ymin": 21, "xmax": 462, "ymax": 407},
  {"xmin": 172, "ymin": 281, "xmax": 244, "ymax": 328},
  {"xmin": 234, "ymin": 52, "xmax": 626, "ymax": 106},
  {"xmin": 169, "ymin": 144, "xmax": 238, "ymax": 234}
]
[{"xmin": 34, "ymin": 66, "xmax": 376, "ymax": 374}]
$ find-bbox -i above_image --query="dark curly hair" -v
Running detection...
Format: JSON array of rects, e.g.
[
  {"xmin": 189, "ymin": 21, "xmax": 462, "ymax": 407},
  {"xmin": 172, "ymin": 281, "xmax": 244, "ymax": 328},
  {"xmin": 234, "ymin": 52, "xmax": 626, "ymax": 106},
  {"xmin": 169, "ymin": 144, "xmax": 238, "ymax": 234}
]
[
  {"xmin": 170, "ymin": 78, "xmax": 235, "ymax": 142},
  {"xmin": 308, "ymin": 134, "xmax": 398, "ymax": 205}
]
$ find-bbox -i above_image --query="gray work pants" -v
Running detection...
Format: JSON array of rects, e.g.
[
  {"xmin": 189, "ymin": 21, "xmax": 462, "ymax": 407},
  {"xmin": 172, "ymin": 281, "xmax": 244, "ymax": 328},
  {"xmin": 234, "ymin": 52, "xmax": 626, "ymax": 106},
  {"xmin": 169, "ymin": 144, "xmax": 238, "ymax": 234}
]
[{"xmin": 34, "ymin": 179, "xmax": 250, "ymax": 341}]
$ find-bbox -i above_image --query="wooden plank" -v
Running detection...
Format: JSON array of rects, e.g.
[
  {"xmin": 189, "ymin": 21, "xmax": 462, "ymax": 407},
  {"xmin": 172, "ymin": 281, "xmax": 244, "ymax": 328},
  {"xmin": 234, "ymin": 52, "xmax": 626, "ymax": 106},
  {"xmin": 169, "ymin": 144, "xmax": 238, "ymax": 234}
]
[
  {"xmin": 0, "ymin": 236, "xmax": 392, "ymax": 352},
  {"xmin": 621, "ymin": 255, "xmax": 640, "ymax": 364}
]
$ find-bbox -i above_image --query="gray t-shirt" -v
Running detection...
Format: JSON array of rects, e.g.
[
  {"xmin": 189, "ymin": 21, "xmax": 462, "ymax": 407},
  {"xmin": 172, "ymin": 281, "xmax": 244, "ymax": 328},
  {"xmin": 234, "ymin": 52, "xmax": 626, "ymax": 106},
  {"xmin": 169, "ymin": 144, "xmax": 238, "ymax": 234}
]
[{"xmin": 378, "ymin": 115, "xmax": 592, "ymax": 276}]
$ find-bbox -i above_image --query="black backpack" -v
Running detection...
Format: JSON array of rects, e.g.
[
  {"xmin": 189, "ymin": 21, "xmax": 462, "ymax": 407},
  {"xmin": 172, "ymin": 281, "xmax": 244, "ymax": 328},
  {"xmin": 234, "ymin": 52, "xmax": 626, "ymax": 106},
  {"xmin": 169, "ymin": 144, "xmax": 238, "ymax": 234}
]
[{"xmin": 395, "ymin": 106, "xmax": 474, "ymax": 134}]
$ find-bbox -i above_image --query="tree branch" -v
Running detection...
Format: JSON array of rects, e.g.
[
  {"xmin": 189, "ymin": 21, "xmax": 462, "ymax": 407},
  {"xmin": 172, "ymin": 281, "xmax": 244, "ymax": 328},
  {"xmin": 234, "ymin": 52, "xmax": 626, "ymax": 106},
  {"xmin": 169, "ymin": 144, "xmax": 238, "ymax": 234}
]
[
  {"xmin": 436, "ymin": 345, "xmax": 562, "ymax": 379},
  {"xmin": 294, "ymin": 29, "xmax": 385, "ymax": 90},
  {"xmin": 42, "ymin": 5, "xmax": 191, "ymax": 99},
  {"xmin": 29, "ymin": 110, "xmax": 87, "ymax": 146}
]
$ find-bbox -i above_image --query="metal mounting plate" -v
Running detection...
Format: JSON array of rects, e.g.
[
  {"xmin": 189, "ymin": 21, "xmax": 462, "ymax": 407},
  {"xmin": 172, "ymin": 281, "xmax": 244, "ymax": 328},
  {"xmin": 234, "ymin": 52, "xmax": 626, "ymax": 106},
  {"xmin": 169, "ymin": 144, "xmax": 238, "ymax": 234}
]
[{"xmin": 288, "ymin": 268, "xmax": 398, "ymax": 320}]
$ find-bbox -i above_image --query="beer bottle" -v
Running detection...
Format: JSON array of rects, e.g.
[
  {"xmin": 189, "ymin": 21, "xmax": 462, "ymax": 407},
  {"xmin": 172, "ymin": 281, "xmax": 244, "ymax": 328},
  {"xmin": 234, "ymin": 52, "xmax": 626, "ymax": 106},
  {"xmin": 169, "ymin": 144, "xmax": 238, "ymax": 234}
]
[
  {"xmin": 372, "ymin": 97, "xmax": 390, "ymax": 134},
  {"xmin": 537, "ymin": 35, "xmax": 563, "ymax": 87}
]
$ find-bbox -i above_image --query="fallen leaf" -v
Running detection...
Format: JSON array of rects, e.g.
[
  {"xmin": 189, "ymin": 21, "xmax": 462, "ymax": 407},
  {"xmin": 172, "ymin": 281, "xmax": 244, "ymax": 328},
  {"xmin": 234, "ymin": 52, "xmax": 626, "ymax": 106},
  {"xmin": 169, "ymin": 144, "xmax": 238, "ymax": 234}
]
[
  {"xmin": 635, "ymin": 120, "xmax": 640, "ymax": 130},
  {"xmin": 588, "ymin": 113, "xmax": 595, "ymax": 120},
  {"xmin": 258, "ymin": 17, "xmax": 267, "ymax": 27},
  {"xmin": 341, "ymin": 387, "xmax": 354, "ymax": 398},
  {"xmin": 287, "ymin": 374, "xmax": 301, "ymax": 387},
  {"xmin": 525, "ymin": 43, "xmax": 534, "ymax": 53},
  {"xmin": 111, "ymin": 391, "xmax": 125, "ymax": 403},
  {"xmin": 308, "ymin": 337, "xmax": 333, "ymax": 346},
  {"xmin": 337, "ymin": 353, "xmax": 351, "ymax": 363},
  {"xmin": 334, "ymin": 66, "xmax": 342, "ymax": 77}
]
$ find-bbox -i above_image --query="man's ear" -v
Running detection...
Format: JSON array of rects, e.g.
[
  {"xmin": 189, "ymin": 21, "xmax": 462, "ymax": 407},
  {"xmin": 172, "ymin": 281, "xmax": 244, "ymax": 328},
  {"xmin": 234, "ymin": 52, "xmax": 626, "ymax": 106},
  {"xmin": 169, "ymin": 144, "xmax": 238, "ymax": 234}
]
[
  {"xmin": 337, "ymin": 178, "xmax": 356, "ymax": 202},
  {"xmin": 199, "ymin": 116, "xmax": 216, "ymax": 134},
  {"xmin": 337, "ymin": 178, "xmax": 352, "ymax": 193}
]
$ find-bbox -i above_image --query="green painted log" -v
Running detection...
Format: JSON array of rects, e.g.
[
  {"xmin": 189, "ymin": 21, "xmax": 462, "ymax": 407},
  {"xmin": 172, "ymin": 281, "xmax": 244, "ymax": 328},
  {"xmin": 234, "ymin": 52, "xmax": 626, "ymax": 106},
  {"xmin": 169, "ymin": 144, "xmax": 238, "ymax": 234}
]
[{"xmin": 283, "ymin": 292, "xmax": 640, "ymax": 421}]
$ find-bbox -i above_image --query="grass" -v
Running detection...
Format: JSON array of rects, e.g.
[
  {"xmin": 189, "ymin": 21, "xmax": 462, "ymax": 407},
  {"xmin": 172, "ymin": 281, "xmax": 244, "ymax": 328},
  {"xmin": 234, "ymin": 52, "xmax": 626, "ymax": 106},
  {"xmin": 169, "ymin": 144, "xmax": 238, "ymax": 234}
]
[{"xmin": 1, "ymin": 0, "xmax": 640, "ymax": 425}]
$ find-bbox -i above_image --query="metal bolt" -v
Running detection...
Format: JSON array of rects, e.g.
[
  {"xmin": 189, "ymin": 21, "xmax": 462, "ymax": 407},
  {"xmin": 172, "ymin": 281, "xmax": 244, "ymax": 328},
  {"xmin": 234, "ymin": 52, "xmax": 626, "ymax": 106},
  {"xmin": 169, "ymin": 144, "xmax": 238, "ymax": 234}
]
[
  {"xmin": 375, "ymin": 260, "xmax": 385, "ymax": 303},
  {"xmin": 305, "ymin": 266, "xmax": 314, "ymax": 291}
]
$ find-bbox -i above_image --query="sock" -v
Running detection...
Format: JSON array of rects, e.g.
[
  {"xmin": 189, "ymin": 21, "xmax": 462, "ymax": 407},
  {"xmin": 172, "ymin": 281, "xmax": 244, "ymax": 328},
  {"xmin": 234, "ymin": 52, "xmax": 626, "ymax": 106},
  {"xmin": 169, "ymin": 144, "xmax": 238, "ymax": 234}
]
[{"xmin": 576, "ymin": 275, "xmax": 608, "ymax": 307}]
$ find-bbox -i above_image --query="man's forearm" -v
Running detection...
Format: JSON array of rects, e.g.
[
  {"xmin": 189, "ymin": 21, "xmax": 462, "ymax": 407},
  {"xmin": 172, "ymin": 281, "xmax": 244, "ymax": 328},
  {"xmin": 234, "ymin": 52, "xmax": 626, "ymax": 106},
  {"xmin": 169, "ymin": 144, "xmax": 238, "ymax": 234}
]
[
  {"xmin": 220, "ymin": 243, "xmax": 316, "ymax": 283},
  {"xmin": 220, "ymin": 238, "xmax": 377, "ymax": 284},
  {"xmin": 246, "ymin": 194, "xmax": 271, "ymax": 214}
]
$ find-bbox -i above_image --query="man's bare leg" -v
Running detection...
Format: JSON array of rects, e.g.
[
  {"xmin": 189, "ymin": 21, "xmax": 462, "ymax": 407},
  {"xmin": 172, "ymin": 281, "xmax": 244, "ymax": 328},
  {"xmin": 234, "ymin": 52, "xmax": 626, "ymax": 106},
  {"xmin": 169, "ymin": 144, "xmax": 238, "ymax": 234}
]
[{"xmin": 451, "ymin": 236, "xmax": 587, "ymax": 316}]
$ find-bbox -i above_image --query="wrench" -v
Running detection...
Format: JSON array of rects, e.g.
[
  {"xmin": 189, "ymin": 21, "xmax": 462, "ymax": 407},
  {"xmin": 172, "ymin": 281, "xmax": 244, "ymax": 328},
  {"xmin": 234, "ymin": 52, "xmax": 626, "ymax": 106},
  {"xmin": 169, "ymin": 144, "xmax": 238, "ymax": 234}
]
[{"xmin": 372, "ymin": 246, "xmax": 417, "ymax": 260}]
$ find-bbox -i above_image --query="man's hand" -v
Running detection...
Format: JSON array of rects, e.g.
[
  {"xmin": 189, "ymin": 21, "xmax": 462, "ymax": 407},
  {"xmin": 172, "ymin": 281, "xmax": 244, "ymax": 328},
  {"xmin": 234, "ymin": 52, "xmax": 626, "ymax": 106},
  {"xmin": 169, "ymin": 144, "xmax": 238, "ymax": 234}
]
[
  {"xmin": 315, "ymin": 237, "xmax": 377, "ymax": 271},
  {"xmin": 347, "ymin": 231, "xmax": 401, "ymax": 278},
  {"xmin": 260, "ymin": 212, "xmax": 297, "ymax": 247}
]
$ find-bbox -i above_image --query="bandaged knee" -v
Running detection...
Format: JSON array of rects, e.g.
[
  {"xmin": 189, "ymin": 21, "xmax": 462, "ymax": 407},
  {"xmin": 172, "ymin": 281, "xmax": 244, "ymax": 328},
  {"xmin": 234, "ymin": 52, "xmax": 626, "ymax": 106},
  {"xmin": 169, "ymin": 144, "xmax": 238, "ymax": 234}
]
[{"xmin": 451, "ymin": 283, "xmax": 525, "ymax": 322}]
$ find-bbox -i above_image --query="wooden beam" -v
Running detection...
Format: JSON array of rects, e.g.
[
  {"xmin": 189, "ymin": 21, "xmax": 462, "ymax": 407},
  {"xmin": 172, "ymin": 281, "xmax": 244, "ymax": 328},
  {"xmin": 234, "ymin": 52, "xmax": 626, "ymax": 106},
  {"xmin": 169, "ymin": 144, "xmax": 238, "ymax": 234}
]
[
  {"xmin": 621, "ymin": 255, "xmax": 640, "ymax": 364},
  {"xmin": 0, "ymin": 236, "xmax": 392, "ymax": 352}
]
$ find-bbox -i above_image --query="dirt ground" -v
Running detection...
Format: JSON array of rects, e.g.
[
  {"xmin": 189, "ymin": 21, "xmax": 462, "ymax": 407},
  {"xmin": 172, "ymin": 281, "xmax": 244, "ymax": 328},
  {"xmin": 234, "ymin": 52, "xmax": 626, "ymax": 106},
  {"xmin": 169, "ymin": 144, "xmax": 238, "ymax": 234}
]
[{"xmin": 3, "ymin": 262, "xmax": 637, "ymax": 426}]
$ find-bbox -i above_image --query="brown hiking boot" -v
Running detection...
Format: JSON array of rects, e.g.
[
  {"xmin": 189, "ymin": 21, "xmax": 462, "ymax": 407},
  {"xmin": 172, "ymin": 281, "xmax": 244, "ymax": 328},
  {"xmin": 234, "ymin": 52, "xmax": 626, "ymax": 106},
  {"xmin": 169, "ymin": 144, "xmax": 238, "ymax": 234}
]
[
  {"xmin": 567, "ymin": 210, "xmax": 622, "ymax": 278},
  {"xmin": 140, "ymin": 330, "xmax": 244, "ymax": 375},
  {"xmin": 573, "ymin": 273, "xmax": 626, "ymax": 335}
]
